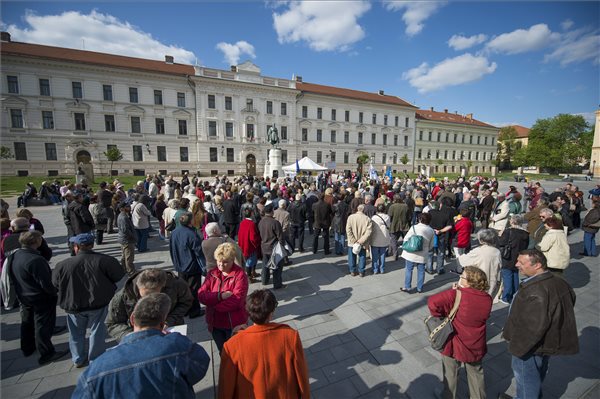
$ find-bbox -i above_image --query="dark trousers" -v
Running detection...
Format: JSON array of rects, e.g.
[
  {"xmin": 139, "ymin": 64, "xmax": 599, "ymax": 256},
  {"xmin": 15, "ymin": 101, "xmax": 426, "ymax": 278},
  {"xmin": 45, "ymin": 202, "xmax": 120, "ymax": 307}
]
[
  {"xmin": 212, "ymin": 328, "xmax": 232, "ymax": 355},
  {"xmin": 307, "ymin": 215, "xmax": 314, "ymax": 234},
  {"xmin": 313, "ymin": 226, "xmax": 330, "ymax": 254},
  {"xmin": 225, "ymin": 223, "xmax": 238, "ymax": 239},
  {"xmin": 105, "ymin": 208, "xmax": 115, "ymax": 232},
  {"xmin": 95, "ymin": 230, "xmax": 104, "ymax": 245},
  {"xmin": 20, "ymin": 298, "xmax": 57, "ymax": 359},
  {"xmin": 261, "ymin": 254, "xmax": 283, "ymax": 288},
  {"xmin": 291, "ymin": 223, "xmax": 305, "ymax": 251},
  {"xmin": 179, "ymin": 272, "xmax": 203, "ymax": 316}
]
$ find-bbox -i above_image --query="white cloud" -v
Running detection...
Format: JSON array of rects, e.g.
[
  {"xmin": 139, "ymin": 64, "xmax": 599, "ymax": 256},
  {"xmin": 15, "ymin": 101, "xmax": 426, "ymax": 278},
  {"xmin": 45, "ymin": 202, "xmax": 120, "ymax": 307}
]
[
  {"xmin": 385, "ymin": 1, "xmax": 446, "ymax": 36},
  {"xmin": 561, "ymin": 19, "xmax": 574, "ymax": 31},
  {"xmin": 216, "ymin": 41, "xmax": 256, "ymax": 66},
  {"xmin": 403, "ymin": 53, "xmax": 497, "ymax": 93},
  {"xmin": 272, "ymin": 1, "xmax": 371, "ymax": 51},
  {"xmin": 5, "ymin": 10, "xmax": 197, "ymax": 64},
  {"xmin": 448, "ymin": 33, "xmax": 488, "ymax": 50},
  {"xmin": 544, "ymin": 30, "xmax": 600, "ymax": 66},
  {"xmin": 486, "ymin": 23, "xmax": 558, "ymax": 54}
]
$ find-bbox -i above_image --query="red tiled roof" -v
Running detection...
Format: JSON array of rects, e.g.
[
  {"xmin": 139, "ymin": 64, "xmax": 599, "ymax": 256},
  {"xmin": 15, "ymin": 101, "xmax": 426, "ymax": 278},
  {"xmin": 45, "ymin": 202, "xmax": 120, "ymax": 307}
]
[
  {"xmin": 508, "ymin": 125, "xmax": 530, "ymax": 138},
  {"xmin": 1, "ymin": 41, "xmax": 195, "ymax": 76},
  {"xmin": 416, "ymin": 109, "xmax": 497, "ymax": 129},
  {"xmin": 296, "ymin": 82, "xmax": 416, "ymax": 108}
]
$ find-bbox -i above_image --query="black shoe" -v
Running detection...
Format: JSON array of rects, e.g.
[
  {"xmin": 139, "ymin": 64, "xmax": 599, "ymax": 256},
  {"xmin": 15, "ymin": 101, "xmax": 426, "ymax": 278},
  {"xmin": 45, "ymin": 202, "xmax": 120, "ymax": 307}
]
[
  {"xmin": 188, "ymin": 308, "xmax": 205, "ymax": 319},
  {"xmin": 74, "ymin": 360, "xmax": 89, "ymax": 368},
  {"xmin": 22, "ymin": 350, "xmax": 35, "ymax": 357},
  {"xmin": 53, "ymin": 326, "xmax": 67, "ymax": 335},
  {"xmin": 437, "ymin": 270, "xmax": 445, "ymax": 275},
  {"xmin": 39, "ymin": 350, "xmax": 68, "ymax": 365},
  {"xmin": 578, "ymin": 252, "xmax": 588, "ymax": 256},
  {"xmin": 425, "ymin": 269, "xmax": 434, "ymax": 275},
  {"xmin": 359, "ymin": 272, "xmax": 365, "ymax": 277},
  {"xmin": 400, "ymin": 288, "xmax": 411, "ymax": 293},
  {"xmin": 274, "ymin": 284, "xmax": 287, "ymax": 290}
]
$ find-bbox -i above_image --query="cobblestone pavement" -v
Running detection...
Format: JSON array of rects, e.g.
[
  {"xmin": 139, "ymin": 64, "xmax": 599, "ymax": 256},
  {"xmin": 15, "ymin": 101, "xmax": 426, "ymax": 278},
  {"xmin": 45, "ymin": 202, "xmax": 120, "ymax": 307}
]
[{"xmin": 1, "ymin": 179, "xmax": 599, "ymax": 398}]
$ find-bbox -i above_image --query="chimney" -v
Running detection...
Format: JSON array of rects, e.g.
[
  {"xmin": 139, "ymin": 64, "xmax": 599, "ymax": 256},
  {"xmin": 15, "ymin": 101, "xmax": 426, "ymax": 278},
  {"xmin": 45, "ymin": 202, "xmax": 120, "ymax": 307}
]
[
  {"xmin": 430, "ymin": 107, "xmax": 434, "ymax": 112},
  {"xmin": 230, "ymin": 65, "xmax": 237, "ymax": 72},
  {"xmin": 444, "ymin": 109, "xmax": 448, "ymax": 113},
  {"xmin": 165, "ymin": 55, "xmax": 174, "ymax": 64},
  {"xmin": 295, "ymin": 76, "xmax": 303, "ymax": 82},
  {"xmin": 1, "ymin": 32, "xmax": 11, "ymax": 42},
  {"xmin": 378, "ymin": 90, "xmax": 384, "ymax": 95},
  {"xmin": 466, "ymin": 113, "xmax": 473, "ymax": 120}
]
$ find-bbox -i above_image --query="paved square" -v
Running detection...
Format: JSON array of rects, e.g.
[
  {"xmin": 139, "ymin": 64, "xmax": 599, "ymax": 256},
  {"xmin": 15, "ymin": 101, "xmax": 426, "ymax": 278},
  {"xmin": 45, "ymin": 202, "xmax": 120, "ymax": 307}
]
[{"xmin": 1, "ymin": 180, "xmax": 599, "ymax": 398}]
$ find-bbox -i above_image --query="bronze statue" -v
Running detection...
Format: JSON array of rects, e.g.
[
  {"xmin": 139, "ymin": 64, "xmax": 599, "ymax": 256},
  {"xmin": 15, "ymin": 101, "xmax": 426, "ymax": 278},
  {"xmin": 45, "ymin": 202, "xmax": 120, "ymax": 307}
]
[{"xmin": 267, "ymin": 124, "xmax": 279, "ymax": 147}]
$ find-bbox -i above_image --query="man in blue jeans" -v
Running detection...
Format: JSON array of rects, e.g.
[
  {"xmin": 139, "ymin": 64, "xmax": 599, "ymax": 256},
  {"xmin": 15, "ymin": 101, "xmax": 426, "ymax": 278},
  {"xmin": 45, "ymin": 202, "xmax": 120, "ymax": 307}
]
[
  {"xmin": 346, "ymin": 204, "xmax": 373, "ymax": 277},
  {"xmin": 73, "ymin": 293, "xmax": 210, "ymax": 398},
  {"xmin": 501, "ymin": 249, "xmax": 578, "ymax": 399},
  {"xmin": 53, "ymin": 233, "xmax": 125, "ymax": 367}
]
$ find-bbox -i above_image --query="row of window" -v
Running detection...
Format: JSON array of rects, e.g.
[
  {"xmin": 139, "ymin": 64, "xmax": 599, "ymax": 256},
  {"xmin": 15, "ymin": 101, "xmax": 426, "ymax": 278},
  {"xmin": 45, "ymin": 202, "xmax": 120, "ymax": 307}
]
[
  {"xmin": 300, "ymin": 105, "xmax": 410, "ymax": 127},
  {"xmin": 6, "ymin": 75, "xmax": 187, "ymax": 107},
  {"xmin": 300, "ymin": 128, "xmax": 410, "ymax": 146},
  {"xmin": 418, "ymin": 130, "xmax": 495, "ymax": 146},
  {"xmin": 9, "ymin": 109, "xmax": 189, "ymax": 135},
  {"xmin": 416, "ymin": 149, "xmax": 496, "ymax": 161},
  {"xmin": 207, "ymin": 95, "xmax": 288, "ymax": 116}
]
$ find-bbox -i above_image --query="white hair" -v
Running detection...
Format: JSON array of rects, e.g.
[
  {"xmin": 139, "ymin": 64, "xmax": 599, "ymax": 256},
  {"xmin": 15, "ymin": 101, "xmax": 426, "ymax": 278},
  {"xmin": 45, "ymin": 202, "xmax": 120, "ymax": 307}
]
[
  {"xmin": 278, "ymin": 199, "xmax": 286, "ymax": 209},
  {"xmin": 205, "ymin": 222, "xmax": 221, "ymax": 237}
]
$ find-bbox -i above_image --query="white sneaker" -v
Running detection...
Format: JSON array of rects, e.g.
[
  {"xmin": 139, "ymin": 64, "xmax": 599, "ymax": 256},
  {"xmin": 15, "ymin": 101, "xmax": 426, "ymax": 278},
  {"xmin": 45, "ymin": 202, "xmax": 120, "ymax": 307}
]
[{"xmin": 498, "ymin": 299, "xmax": 510, "ymax": 305}]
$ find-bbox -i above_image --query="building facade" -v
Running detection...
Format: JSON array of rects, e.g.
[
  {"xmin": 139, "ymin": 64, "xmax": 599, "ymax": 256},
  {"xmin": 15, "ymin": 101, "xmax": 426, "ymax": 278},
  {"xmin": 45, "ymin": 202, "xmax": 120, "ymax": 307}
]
[
  {"xmin": 1, "ymin": 33, "xmax": 499, "ymax": 178},
  {"xmin": 414, "ymin": 108, "xmax": 499, "ymax": 175}
]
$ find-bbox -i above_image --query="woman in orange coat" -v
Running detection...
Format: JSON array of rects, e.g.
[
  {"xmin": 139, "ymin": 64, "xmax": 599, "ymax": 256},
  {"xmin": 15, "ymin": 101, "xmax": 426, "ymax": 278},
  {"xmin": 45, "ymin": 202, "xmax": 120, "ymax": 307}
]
[{"xmin": 219, "ymin": 289, "xmax": 310, "ymax": 399}]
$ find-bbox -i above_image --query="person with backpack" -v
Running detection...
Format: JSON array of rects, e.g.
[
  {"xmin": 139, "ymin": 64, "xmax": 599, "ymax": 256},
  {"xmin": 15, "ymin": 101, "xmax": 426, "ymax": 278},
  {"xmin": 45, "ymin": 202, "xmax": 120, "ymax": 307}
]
[{"xmin": 401, "ymin": 213, "xmax": 435, "ymax": 293}]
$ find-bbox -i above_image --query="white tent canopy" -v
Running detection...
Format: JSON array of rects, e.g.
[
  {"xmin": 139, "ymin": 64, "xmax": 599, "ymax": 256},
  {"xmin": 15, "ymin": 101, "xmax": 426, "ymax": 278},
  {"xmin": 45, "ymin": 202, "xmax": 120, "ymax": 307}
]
[{"xmin": 282, "ymin": 157, "xmax": 328, "ymax": 172}]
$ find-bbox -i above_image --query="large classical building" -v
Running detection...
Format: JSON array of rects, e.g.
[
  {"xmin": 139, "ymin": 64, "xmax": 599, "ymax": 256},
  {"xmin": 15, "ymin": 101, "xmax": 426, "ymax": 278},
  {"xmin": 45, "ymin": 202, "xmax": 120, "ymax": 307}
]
[
  {"xmin": 1, "ymin": 32, "xmax": 497, "ymax": 178},
  {"xmin": 414, "ymin": 108, "xmax": 499, "ymax": 175}
]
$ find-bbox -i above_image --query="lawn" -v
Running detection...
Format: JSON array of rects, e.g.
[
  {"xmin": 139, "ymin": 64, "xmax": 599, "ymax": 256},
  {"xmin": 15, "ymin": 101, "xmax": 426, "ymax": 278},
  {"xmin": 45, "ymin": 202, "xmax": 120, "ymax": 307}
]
[{"xmin": 0, "ymin": 175, "xmax": 144, "ymax": 197}]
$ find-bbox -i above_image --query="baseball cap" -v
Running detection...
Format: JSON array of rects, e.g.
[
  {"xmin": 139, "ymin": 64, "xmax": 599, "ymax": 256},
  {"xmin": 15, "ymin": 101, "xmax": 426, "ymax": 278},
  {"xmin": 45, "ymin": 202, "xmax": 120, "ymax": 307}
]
[{"xmin": 69, "ymin": 233, "xmax": 95, "ymax": 245}]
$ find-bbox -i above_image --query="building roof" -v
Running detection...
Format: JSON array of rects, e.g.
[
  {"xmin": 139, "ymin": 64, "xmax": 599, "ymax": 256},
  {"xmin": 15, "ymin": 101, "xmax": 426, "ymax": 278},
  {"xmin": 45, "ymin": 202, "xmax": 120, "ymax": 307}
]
[
  {"xmin": 507, "ymin": 125, "xmax": 530, "ymax": 138},
  {"xmin": 296, "ymin": 82, "xmax": 416, "ymax": 108},
  {"xmin": 415, "ymin": 109, "xmax": 497, "ymax": 129},
  {"xmin": 1, "ymin": 40, "xmax": 195, "ymax": 77}
]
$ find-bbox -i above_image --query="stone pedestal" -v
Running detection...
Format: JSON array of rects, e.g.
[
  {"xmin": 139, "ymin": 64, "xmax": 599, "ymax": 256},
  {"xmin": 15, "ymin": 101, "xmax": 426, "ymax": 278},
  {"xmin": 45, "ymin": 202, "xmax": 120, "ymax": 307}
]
[
  {"xmin": 264, "ymin": 148, "xmax": 284, "ymax": 180},
  {"xmin": 460, "ymin": 167, "xmax": 467, "ymax": 177},
  {"xmin": 425, "ymin": 166, "xmax": 431, "ymax": 178},
  {"xmin": 491, "ymin": 166, "xmax": 498, "ymax": 177}
]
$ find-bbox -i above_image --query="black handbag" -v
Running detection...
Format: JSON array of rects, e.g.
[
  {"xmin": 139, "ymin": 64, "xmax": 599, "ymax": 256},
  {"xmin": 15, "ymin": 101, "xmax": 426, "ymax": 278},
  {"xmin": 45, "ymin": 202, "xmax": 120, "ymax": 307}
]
[
  {"xmin": 165, "ymin": 219, "xmax": 176, "ymax": 232},
  {"xmin": 501, "ymin": 229, "xmax": 512, "ymax": 260},
  {"xmin": 424, "ymin": 289, "xmax": 461, "ymax": 351}
]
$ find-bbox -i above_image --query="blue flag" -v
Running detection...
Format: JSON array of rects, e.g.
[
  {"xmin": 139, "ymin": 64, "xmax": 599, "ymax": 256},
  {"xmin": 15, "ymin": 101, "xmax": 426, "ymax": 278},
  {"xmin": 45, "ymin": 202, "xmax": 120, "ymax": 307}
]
[{"xmin": 295, "ymin": 159, "xmax": 300, "ymax": 173}]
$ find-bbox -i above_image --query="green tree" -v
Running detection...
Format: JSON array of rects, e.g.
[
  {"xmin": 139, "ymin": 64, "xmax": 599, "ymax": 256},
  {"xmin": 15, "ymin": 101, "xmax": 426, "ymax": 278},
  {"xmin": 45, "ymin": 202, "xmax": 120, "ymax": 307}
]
[
  {"xmin": 526, "ymin": 114, "xmax": 590, "ymax": 173},
  {"xmin": 0, "ymin": 146, "xmax": 14, "ymax": 160},
  {"xmin": 512, "ymin": 146, "xmax": 529, "ymax": 168},
  {"xmin": 356, "ymin": 152, "xmax": 370, "ymax": 177},
  {"xmin": 104, "ymin": 147, "xmax": 123, "ymax": 176},
  {"xmin": 436, "ymin": 159, "xmax": 444, "ymax": 165},
  {"xmin": 400, "ymin": 154, "xmax": 409, "ymax": 165},
  {"xmin": 497, "ymin": 126, "xmax": 518, "ymax": 170}
]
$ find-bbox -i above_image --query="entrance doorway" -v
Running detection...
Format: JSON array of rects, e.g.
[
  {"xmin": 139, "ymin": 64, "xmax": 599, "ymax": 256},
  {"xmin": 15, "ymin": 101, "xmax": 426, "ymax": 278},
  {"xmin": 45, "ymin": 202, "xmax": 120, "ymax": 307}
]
[{"xmin": 246, "ymin": 154, "xmax": 256, "ymax": 176}]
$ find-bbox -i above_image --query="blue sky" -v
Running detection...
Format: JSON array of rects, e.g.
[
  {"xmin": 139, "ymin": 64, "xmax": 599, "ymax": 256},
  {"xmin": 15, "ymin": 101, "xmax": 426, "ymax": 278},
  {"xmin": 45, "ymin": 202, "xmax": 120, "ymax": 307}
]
[{"xmin": 2, "ymin": 1, "xmax": 598, "ymax": 128}]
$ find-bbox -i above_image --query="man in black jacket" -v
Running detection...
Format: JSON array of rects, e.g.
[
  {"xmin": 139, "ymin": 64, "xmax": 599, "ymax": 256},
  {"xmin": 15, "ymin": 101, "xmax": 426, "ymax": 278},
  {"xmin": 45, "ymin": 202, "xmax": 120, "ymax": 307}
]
[
  {"xmin": 258, "ymin": 204, "xmax": 285, "ymax": 289},
  {"xmin": 288, "ymin": 194, "xmax": 307, "ymax": 252},
  {"xmin": 67, "ymin": 190, "xmax": 95, "ymax": 235},
  {"xmin": 222, "ymin": 193, "xmax": 240, "ymax": 239},
  {"xmin": 1, "ymin": 217, "xmax": 52, "ymax": 264},
  {"xmin": 97, "ymin": 182, "xmax": 115, "ymax": 234},
  {"xmin": 312, "ymin": 193, "xmax": 333, "ymax": 255},
  {"xmin": 10, "ymin": 231, "xmax": 68, "ymax": 365},
  {"xmin": 502, "ymin": 249, "xmax": 578, "ymax": 399},
  {"xmin": 52, "ymin": 233, "xmax": 125, "ymax": 367}
]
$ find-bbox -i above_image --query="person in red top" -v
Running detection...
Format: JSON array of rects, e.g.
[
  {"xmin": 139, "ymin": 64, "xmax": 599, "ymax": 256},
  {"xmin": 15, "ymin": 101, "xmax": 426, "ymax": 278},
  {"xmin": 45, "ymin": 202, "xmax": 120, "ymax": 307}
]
[
  {"xmin": 237, "ymin": 207, "xmax": 261, "ymax": 281},
  {"xmin": 453, "ymin": 208, "xmax": 473, "ymax": 257},
  {"xmin": 198, "ymin": 242, "xmax": 249, "ymax": 354},
  {"xmin": 428, "ymin": 266, "xmax": 492, "ymax": 399}
]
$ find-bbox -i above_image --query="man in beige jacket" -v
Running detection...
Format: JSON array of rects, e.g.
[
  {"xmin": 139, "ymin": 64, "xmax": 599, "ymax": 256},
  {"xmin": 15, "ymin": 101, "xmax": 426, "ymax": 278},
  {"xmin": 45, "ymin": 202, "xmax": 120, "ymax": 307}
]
[{"xmin": 346, "ymin": 204, "xmax": 373, "ymax": 277}]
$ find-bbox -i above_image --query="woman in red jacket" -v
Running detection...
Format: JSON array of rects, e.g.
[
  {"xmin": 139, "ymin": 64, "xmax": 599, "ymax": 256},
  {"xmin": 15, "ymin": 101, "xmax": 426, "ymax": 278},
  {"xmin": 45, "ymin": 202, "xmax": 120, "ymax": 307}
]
[
  {"xmin": 428, "ymin": 266, "xmax": 492, "ymax": 399},
  {"xmin": 453, "ymin": 207, "xmax": 473, "ymax": 257},
  {"xmin": 237, "ymin": 207, "xmax": 261, "ymax": 281},
  {"xmin": 198, "ymin": 242, "xmax": 249, "ymax": 353}
]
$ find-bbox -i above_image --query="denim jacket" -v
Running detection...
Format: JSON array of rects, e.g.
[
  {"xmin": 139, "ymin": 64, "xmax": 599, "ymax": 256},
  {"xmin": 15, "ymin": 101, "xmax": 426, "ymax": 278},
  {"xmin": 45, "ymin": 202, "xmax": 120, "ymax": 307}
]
[{"xmin": 73, "ymin": 329, "xmax": 210, "ymax": 399}]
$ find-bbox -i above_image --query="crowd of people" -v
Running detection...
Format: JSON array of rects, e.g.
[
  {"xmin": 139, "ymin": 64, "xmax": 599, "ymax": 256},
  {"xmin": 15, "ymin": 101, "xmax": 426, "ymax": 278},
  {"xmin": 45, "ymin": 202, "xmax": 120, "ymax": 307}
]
[{"xmin": 0, "ymin": 171, "xmax": 598, "ymax": 398}]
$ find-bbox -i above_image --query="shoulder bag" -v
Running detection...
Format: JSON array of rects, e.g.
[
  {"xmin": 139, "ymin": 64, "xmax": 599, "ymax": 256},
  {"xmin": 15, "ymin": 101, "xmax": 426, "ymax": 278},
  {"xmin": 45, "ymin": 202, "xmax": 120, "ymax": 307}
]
[
  {"xmin": 424, "ymin": 289, "xmax": 461, "ymax": 351},
  {"xmin": 501, "ymin": 229, "xmax": 512, "ymax": 260},
  {"xmin": 402, "ymin": 225, "xmax": 423, "ymax": 253},
  {"xmin": 376, "ymin": 214, "xmax": 396, "ymax": 254}
]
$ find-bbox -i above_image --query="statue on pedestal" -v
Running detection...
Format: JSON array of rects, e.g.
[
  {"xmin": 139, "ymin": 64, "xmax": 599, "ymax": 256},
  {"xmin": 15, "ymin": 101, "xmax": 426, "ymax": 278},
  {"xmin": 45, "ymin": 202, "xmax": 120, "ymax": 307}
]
[{"xmin": 267, "ymin": 124, "xmax": 280, "ymax": 147}]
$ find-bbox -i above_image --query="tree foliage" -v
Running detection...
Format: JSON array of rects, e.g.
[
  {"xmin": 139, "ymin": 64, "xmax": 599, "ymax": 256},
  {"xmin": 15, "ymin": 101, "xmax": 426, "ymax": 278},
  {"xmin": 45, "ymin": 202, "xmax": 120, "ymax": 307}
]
[
  {"xmin": 0, "ymin": 146, "xmax": 14, "ymax": 160},
  {"xmin": 104, "ymin": 147, "xmax": 123, "ymax": 176},
  {"xmin": 526, "ymin": 114, "xmax": 591, "ymax": 173},
  {"xmin": 497, "ymin": 126, "xmax": 518, "ymax": 169},
  {"xmin": 400, "ymin": 154, "xmax": 409, "ymax": 165},
  {"xmin": 356, "ymin": 152, "xmax": 370, "ymax": 176}
]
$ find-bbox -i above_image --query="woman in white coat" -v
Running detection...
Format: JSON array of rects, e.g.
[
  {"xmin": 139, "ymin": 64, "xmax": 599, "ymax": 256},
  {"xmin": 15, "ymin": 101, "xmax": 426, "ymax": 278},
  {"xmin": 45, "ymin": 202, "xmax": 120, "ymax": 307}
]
[
  {"xmin": 536, "ymin": 216, "xmax": 570, "ymax": 274},
  {"xmin": 457, "ymin": 229, "xmax": 502, "ymax": 297},
  {"xmin": 401, "ymin": 212, "xmax": 435, "ymax": 293},
  {"xmin": 371, "ymin": 204, "xmax": 392, "ymax": 274}
]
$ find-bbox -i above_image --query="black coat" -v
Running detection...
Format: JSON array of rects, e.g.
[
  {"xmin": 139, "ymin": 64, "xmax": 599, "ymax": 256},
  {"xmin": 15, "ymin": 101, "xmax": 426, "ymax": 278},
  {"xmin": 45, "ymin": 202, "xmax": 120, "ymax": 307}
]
[
  {"xmin": 52, "ymin": 249, "xmax": 125, "ymax": 312},
  {"xmin": 313, "ymin": 200, "xmax": 333, "ymax": 229},
  {"xmin": 258, "ymin": 215, "xmax": 284, "ymax": 256},
  {"xmin": 67, "ymin": 201, "xmax": 95, "ymax": 234},
  {"xmin": 288, "ymin": 201, "xmax": 307, "ymax": 225},
  {"xmin": 2, "ymin": 231, "xmax": 52, "ymax": 262},
  {"xmin": 497, "ymin": 228, "xmax": 530, "ymax": 270},
  {"xmin": 222, "ymin": 199, "xmax": 240, "ymax": 224},
  {"xmin": 10, "ymin": 248, "xmax": 56, "ymax": 305},
  {"xmin": 502, "ymin": 272, "xmax": 578, "ymax": 357}
]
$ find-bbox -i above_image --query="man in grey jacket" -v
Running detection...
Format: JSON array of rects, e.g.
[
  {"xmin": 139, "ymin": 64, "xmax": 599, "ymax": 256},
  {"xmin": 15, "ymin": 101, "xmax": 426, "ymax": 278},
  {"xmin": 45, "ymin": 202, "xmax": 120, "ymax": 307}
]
[{"xmin": 117, "ymin": 202, "xmax": 137, "ymax": 276}]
